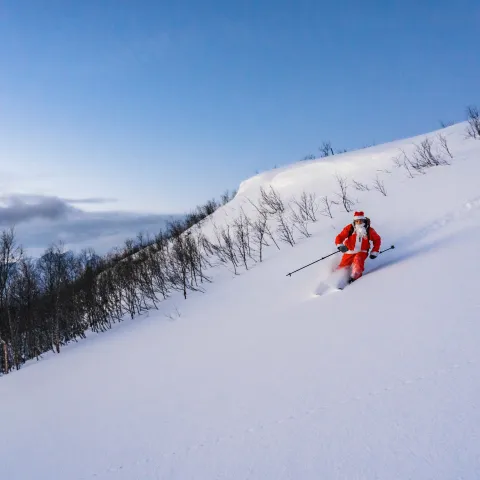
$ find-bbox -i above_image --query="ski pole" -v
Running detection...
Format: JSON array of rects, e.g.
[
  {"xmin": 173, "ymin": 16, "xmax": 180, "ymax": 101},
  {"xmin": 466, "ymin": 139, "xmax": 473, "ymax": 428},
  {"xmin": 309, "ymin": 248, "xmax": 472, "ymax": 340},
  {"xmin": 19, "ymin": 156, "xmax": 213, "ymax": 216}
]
[
  {"xmin": 286, "ymin": 245, "xmax": 395, "ymax": 277},
  {"xmin": 286, "ymin": 250, "xmax": 340, "ymax": 277},
  {"xmin": 379, "ymin": 245, "xmax": 395, "ymax": 254}
]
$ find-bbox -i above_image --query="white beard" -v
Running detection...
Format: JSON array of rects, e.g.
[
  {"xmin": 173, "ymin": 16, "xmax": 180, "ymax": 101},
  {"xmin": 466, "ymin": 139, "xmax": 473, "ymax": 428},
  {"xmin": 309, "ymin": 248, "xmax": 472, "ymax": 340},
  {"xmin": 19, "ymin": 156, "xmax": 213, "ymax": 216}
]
[{"xmin": 355, "ymin": 224, "xmax": 367, "ymax": 237}]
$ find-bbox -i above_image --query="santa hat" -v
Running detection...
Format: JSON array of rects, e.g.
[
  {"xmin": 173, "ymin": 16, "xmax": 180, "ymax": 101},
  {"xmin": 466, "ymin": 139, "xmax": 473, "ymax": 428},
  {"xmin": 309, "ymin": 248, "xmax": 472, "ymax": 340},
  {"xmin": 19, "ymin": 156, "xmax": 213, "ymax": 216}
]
[{"xmin": 353, "ymin": 211, "xmax": 366, "ymax": 221}]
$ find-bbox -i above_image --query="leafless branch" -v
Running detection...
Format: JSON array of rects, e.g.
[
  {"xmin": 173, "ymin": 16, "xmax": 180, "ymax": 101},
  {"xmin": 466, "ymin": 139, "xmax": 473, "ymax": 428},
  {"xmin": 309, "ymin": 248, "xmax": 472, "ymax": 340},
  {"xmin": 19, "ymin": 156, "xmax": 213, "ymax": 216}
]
[
  {"xmin": 276, "ymin": 212, "xmax": 296, "ymax": 246},
  {"xmin": 334, "ymin": 173, "xmax": 355, "ymax": 212},
  {"xmin": 372, "ymin": 175, "xmax": 387, "ymax": 196},
  {"xmin": 352, "ymin": 179, "xmax": 370, "ymax": 191},
  {"xmin": 259, "ymin": 186, "xmax": 285, "ymax": 215},
  {"xmin": 319, "ymin": 141, "xmax": 335, "ymax": 157},
  {"xmin": 292, "ymin": 191, "xmax": 319, "ymax": 222},
  {"xmin": 245, "ymin": 198, "xmax": 280, "ymax": 250},
  {"xmin": 251, "ymin": 213, "xmax": 269, "ymax": 262},
  {"xmin": 466, "ymin": 105, "xmax": 480, "ymax": 139},
  {"xmin": 399, "ymin": 149, "xmax": 416, "ymax": 178},
  {"xmin": 290, "ymin": 204, "xmax": 311, "ymax": 238},
  {"xmin": 437, "ymin": 133, "xmax": 453, "ymax": 159},
  {"xmin": 411, "ymin": 137, "xmax": 449, "ymax": 170},
  {"xmin": 319, "ymin": 195, "xmax": 335, "ymax": 218},
  {"xmin": 233, "ymin": 212, "xmax": 254, "ymax": 269},
  {"xmin": 392, "ymin": 155, "xmax": 403, "ymax": 169}
]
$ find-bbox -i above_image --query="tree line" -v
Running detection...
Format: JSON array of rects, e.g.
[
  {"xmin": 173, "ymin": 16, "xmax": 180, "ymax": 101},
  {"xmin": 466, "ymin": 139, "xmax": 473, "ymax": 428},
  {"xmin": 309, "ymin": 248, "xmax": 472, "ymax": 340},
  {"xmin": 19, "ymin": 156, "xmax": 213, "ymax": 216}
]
[{"xmin": 0, "ymin": 191, "xmax": 236, "ymax": 374}]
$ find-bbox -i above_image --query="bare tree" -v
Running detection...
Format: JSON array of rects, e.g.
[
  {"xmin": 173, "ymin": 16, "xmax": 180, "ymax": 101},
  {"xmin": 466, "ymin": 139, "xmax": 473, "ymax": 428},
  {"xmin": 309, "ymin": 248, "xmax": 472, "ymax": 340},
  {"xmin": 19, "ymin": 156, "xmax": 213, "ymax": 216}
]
[
  {"xmin": 133, "ymin": 251, "xmax": 160, "ymax": 311},
  {"xmin": 399, "ymin": 149, "xmax": 416, "ymax": 178},
  {"xmin": 171, "ymin": 237, "xmax": 190, "ymax": 300},
  {"xmin": 233, "ymin": 212, "xmax": 254, "ymax": 270},
  {"xmin": 259, "ymin": 186, "xmax": 285, "ymax": 215},
  {"xmin": 334, "ymin": 173, "xmax": 355, "ymax": 212},
  {"xmin": 186, "ymin": 233, "xmax": 211, "ymax": 288},
  {"xmin": 352, "ymin": 179, "xmax": 370, "ymax": 191},
  {"xmin": 466, "ymin": 105, "xmax": 480, "ymax": 139},
  {"xmin": 211, "ymin": 224, "xmax": 239, "ymax": 274},
  {"xmin": 373, "ymin": 175, "xmax": 387, "ymax": 196},
  {"xmin": 113, "ymin": 255, "xmax": 144, "ymax": 319},
  {"xmin": 439, "ymin": 120, "xmax": 454, "ymax": 128},
  {"xmin": 290, "ymin": 205, "xmax": 311, "ymax": 238},
  {"xmin": 166, "ymin": 218, "xmax": 186, "ymax": 239},
  {"xmin": 0, "ymin": 228, "xmax": 23, "ymax": 373},
  {"xmin": 437, "ymin": 133, "xmax": 453, "ymax": 159},
  {"xmin": 36, "ymin": 243, "xmax": 87, "ymax": 353},
  {"xmin": 276, "ymin": 212, "xmax": 296, "ymax": 246},
  {"xmin": 411, "ymin": 137, "xmax": 448, "ymax": 170},
  {"xmin": 143, "ymin": 247, "xmax": 170, "ymax": 301},
  {"xmin": 319, "ymin": 141, "xmax": 335, "ymax": 157},
  {"xmin": 251, "ymin": 213, "xmax": 269, "ymax": 262},
  {"xmin": 392, "ymin": 155, "xmax": 403, "ymax": 169},
  {"xmin": 245, "ymin": 199, "xmax": 281, "ymax": 251},
  {"xmin": 1, "ymin": 338, "xmax": 7, "ymax": 375},
  {"xmin": 170, "ymin": 233, "xmax": 208, "ymax": 299},
  {"xmin": 0, "ymin": 228, "xmax": 22, "ymax": 309},
  {"xmin": 220, "ymin": 190, "xmax": 231, "ymax": 205},
  {"xmin": 319, "ymin": 196, "xmax": 335, "ymax": 218},
  {"xmin": 292, "ymin": 192, "xmax": 319, "ymax": 222}
]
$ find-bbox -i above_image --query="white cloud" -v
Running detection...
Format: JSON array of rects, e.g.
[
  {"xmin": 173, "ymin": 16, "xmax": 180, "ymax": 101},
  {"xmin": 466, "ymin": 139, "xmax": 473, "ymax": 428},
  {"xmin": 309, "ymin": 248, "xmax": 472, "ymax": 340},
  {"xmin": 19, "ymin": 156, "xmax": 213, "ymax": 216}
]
[{"xmin": 0, "ymin": 193, "xmax": 181, "ymax": 256}]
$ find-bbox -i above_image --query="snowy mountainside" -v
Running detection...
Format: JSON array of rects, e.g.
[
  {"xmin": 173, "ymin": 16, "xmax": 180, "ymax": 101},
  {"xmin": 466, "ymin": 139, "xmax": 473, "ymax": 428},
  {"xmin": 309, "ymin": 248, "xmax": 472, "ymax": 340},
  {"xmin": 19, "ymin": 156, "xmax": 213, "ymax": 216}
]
[{"xmin": 1, "ymin": 122, "xmax": 480, "ymax": 479}]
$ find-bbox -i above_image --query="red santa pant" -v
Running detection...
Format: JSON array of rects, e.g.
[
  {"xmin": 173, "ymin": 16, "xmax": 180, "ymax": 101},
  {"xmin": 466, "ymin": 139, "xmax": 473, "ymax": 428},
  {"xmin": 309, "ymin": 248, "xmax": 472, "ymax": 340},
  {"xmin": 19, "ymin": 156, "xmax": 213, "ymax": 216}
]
[{"xmin": 337, "ymin": 252, "xmax": 368, "ymax": 279}]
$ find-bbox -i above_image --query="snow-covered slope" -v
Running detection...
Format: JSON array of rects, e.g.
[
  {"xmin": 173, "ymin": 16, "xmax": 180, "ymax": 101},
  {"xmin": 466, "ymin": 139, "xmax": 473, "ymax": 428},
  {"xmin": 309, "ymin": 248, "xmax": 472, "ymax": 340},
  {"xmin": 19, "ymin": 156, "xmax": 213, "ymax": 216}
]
[{"xmin": 2, "ymin": 123, "xmax": 480, "ymax": 479}]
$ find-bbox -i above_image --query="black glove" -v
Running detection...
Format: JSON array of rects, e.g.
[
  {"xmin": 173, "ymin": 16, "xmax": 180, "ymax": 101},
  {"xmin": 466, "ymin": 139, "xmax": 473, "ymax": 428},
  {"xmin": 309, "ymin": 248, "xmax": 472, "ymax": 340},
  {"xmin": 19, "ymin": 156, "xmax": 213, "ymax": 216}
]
[
  {"xmin": 369, "ymin": 252, "xmax": 378, "ymax": 259},
  {"xmin": 337, "ymin": 245, "xmax": 348, "ymax": 253}
]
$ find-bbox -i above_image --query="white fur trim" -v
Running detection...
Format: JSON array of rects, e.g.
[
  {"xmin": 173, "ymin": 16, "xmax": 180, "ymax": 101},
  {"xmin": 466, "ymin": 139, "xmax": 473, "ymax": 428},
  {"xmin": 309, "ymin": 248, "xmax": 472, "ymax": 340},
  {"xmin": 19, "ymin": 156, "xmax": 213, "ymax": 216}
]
[
  {"xmin": 370, "ymin": 251, "xmax": 378, "ymax": 257},
  {"xmin": 353, "ymin": 215, "xmax": 366, "ymax": 220}
]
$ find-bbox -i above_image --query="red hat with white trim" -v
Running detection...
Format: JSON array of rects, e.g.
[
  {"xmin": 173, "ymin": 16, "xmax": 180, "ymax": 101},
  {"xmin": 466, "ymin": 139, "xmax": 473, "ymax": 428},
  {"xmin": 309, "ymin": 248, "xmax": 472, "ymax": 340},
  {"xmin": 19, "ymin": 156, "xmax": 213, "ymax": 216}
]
[{"xmin": 353, "ymin": 211, "xmax": 366, "ymax": 221}]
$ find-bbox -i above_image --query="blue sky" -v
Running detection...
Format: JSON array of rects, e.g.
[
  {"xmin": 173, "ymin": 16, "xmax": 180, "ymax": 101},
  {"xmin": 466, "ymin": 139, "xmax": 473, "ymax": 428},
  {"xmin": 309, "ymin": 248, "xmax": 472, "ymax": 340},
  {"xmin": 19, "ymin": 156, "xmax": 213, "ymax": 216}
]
[{"xmin": 0, "ymin": 0, "xmax": 479, "ymax": 250}]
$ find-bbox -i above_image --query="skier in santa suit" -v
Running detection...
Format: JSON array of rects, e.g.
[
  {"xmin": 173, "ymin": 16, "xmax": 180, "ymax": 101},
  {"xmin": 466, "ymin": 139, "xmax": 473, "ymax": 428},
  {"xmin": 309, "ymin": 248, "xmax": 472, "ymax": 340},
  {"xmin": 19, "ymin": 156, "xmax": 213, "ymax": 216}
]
[{"xmin": 335, "ymin": 211, "xmax": 381, "ymax": 283}]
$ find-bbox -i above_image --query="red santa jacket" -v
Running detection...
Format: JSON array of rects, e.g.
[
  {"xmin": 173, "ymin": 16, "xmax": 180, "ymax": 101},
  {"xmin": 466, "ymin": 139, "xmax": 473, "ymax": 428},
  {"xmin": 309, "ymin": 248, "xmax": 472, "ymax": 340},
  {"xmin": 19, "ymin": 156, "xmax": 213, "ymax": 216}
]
[{"xmin": 335, "ymin": 224, "xmax": 381, "ymax": 254}]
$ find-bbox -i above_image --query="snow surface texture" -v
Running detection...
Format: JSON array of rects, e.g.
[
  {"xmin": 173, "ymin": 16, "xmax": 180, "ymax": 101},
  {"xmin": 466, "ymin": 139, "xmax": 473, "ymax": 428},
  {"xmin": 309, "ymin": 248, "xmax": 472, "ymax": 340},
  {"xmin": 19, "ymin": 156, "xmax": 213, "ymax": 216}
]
[{"xmin": 2, "ymin": 123, "xmax": 480, "ymax": 479}]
